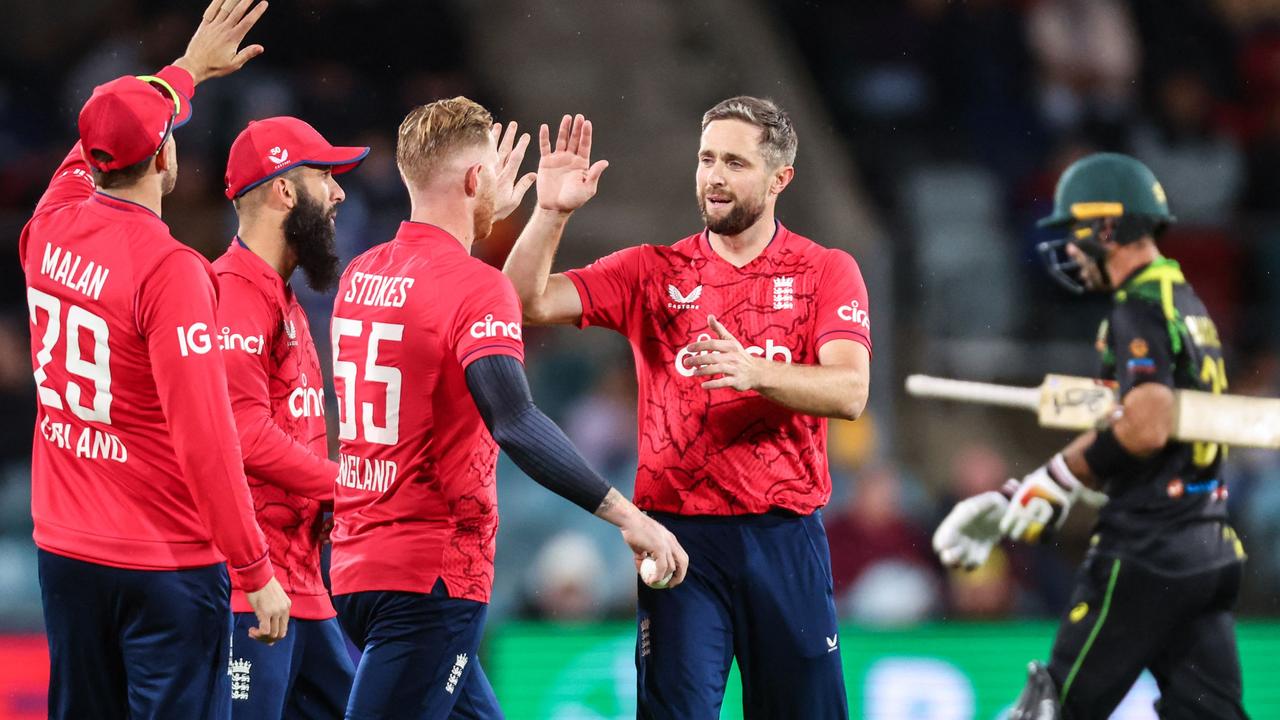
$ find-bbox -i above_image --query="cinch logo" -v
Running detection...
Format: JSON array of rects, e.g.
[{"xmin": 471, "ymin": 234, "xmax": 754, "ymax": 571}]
[
  {"xmin": 289, "ymin": 375, "xmax": 324, "ymax": 418},
  {"xmin": 268, "ymin": 146, "xmax": 289, "ymax": 166},
  {"xmin": 177, "ymin": 323, "xmax": 212, "ymax": 356},
  {"xmin": 469, "ymin": 314, "xmax": 522, "ymax": 340},
  {"xmin": 667, "ymin": 284, "xmax": 702, "ymax": 310},
  {"xmin": 218, "ymin": 327, "xmax": 265, "ymax": 355},
  {"xmin": 674, "ymin": 333, "xmax": 793, "ymax": 377},
  {"xmin": 837, "ymin": 299, "xmax": 870, "ymax": 330}
]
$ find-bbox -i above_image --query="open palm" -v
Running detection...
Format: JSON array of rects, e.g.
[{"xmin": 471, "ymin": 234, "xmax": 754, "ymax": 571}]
[{"xmin": 536, "ymin": 114, "xmax": 609, "ymax": 214}]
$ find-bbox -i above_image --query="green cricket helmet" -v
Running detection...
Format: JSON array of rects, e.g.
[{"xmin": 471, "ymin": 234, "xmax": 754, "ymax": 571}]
[{"xmin": 1036, "ymin": 152, "xmax": 1176, "ymax": 294}]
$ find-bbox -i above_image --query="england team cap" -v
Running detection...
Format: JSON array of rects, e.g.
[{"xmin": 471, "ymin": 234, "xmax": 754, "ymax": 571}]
[
  {"xmin": 78, "ymin": 75, "xmax": 192, "ymax": 171},
  {"xmin": 224, "ymin": 116, "xmax": 369, "ymax": 199}
]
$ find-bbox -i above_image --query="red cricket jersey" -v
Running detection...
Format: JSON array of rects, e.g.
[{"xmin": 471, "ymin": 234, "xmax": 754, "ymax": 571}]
[
  {"xmin": 328, "ymin": 222, "xmax": 524, "ymax": 603},
  {"xmin": 20, "ymin": 65, "xmax": 273, "ymax": 590},
  {"xmin": 565, "ymin": 222, "xmax": 872, "ymax": 516},
  {"xmin": 214, "ymin": 240, "xmax": 338, "ymax": 619}
]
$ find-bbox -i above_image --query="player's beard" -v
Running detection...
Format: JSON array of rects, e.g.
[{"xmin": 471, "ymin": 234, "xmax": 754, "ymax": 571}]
[
  {"xmin": 284, "ymin": 189, "xmax": 341, "ymax": 292},
  {"xmin": 698, "ymin": 185, "xmax": 766, "ymax": 237}
]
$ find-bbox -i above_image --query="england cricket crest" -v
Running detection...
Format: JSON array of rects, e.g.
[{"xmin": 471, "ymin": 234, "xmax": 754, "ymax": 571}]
[
  {"xmin": 773, "ymin": 276, "xmax": 794, "ymax": 310},
  {"xmin": 229, "ymin": 658, "xmax": 252, "ymax": 701}
]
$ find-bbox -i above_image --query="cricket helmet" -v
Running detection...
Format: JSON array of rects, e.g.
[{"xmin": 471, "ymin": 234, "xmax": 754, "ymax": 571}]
[{"xmin": 1037, "ymin": 153, "xmax": 1176, "ymax": 294}]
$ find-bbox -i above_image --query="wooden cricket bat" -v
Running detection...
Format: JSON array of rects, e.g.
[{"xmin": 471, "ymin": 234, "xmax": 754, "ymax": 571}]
[{"xmin": 905, "ymin": 373, "xmax": 1280, "ymax": 449}]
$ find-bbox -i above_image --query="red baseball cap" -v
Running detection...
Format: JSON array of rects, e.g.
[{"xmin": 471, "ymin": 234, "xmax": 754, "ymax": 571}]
[
  {"xmin": 78, "ymin": 74, "xmax": 192, "ymax": 171},
  {"xmin": 224, "ymin": 117, "xmax": 369, "ymax": 199}
]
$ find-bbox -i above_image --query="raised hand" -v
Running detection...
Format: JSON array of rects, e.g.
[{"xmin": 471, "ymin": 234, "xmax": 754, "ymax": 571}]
[
  {"xmin": 175, "ymin": 0, "xmax": 270, "ymax": 84},
  {"xmin": 491, "ymin": 121, "xmax": 537, "ymax": 221},
  {"xmin": 536, "ymin": 114, "xmax": 609, "ymax": 214}
]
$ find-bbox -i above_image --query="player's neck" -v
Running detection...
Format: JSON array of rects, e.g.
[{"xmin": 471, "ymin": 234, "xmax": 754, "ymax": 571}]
[
  {"xmin": 1106, "ymin": 241, "xmax": 1160, "ymax": 288},
  {"xmin": 98, "ymin": 182, "xmax": 163, "ymax": 217},
  {"xmin": 407, "ymin": 200, "xmax": 475, "ymax": 253},
  {"xmin": 237, "ymin": 222, "xmax": 296, "ymax": 280},
  {"xmin": 707, "ymin": 212, "xmax": 776, "ymax": 268}
]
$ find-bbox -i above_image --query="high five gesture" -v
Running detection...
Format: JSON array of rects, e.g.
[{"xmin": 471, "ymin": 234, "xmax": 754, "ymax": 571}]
[
  {"xmin": 175, "ymin": 0, "xmax": 270, "ymax": 84},
  {"xmin": 536, "ymin": 113, "xmax": 609, "ymax": 214}
]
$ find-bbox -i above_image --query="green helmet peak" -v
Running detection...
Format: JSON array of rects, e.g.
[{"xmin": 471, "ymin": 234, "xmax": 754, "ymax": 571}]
[{"xmin": 1037, "ymin": 152, "xmax": 1175, "ymax": 229}]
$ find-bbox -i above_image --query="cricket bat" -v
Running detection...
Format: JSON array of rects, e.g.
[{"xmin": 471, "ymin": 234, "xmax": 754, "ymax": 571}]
[{"xmin": 905, "ymin": 373, "xmax": 1280, "ymax": 449}]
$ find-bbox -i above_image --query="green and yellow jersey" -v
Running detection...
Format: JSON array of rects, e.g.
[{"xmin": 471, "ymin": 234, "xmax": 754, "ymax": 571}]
[{"xmin": 1093, "ymin": 257, "xmax": 1243, "ymax": 573}]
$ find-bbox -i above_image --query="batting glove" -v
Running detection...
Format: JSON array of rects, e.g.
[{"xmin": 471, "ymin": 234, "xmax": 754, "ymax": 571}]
[
  {"xmin": 933, "ymin": 490, "xmax": 1010, "ymax": 570},
  {"xmin": 999, "ymin": 453, "xmax": 1104, "ymax": 543}
]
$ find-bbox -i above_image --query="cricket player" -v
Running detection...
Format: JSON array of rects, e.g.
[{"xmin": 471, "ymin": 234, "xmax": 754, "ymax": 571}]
[
  {"xmin": 19, "ymin": 3, "xmax": 290, "ymax": 718},
  {"xmin": 934, "ymin": 153, "xmax": 1248, "ymax": 719},
  {"xmin": 504, "ymin": 97, "xmax": 871, "ymax": 719},
  {"xmin": 216, "ymin": 116, "xmax": 370, "ymax": 718},
  {"xmin": 328, "ymin": 97, "xmax": 688, "ymax": 720}
]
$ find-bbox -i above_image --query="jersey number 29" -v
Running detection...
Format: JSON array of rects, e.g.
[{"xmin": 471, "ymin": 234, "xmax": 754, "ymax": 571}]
[{"xmin": 27, "ymin": 287, "xmax": 112, "ymax": 424}]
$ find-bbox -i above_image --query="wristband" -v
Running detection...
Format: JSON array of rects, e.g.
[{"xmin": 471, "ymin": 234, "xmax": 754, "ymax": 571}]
[{"xmin": 1082, "ymin": 429, "xmax": 1143, "ymax": 479}]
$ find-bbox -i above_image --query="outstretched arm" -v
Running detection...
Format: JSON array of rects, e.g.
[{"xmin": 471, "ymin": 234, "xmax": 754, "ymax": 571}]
[
  {"xmin": 502, "ymin": 114, "xmax": 607, "ymax": 325},
  {"xmin": 464, "ymin": 355, "xmax": 688, "ymax": 587}
]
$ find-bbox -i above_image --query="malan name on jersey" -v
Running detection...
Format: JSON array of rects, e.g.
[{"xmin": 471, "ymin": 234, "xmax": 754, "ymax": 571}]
[{"xmin": 40, "ymin": 242, "xmax": 110, "ymax": 301}]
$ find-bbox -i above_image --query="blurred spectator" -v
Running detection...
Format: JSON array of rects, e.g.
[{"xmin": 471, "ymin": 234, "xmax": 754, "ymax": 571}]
[
  {"xmin": 826, "ymin": 466, "xmax": 939, "ymax": 625},
  {"xmin": 564, "ymin": 365, "xmax": 638, "ymax": 481},
  {"xmin": 1132, "ymin": 68, "xmax": 1244, "ymax": 223},
  {"xmin": 1027, "ymin": 0, "xmax": 1140, "ymax": 144},
  {"xmin": 0, "ymin": 319, "xmax": 36, "ymax": 468},
  {"xmin": 519, "ymin": 531, "xmax": 610, "ymax": 622}
]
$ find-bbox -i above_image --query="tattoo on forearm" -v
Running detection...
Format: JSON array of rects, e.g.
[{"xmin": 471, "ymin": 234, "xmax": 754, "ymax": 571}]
[{"xmin": 595, "ymin": 488, "xmax": 620, "ymax": 516}]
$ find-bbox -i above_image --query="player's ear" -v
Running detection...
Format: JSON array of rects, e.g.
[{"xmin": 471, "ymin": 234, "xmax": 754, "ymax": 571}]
[
  {"xmin": 274, "ymin": 176, "xmax": 298, "ymax": 210},
  {"xmin": 463, "ymin": 163, "xmax": 482, "ymax": 199},
  {"xmin": 770, "ymin": 165, "xmax": 795, "ymax": 196},
  {"xmin": 153, "ymin": 139, "xmax": 173, "ymax": 174}
]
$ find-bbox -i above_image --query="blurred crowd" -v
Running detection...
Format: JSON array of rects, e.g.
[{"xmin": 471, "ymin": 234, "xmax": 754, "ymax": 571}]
[{"xmin": 2, "ymin": 0, "xmax": 1280, "ymax": 631}]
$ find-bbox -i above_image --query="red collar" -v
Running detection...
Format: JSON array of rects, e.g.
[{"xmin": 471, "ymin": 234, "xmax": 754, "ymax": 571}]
[
  {"xmin": 394, "ymin": 221, "xmax": 467, "ymax": 254},
  {"xmin": 226, "ymin": 237, "xmax": 292, "ymax": 305},
  {"xmin": 90, "ymin": 191, "xmax": 162, "ymax": 220}
]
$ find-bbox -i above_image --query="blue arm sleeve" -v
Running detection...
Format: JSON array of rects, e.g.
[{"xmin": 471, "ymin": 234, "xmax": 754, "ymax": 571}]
[{"xmin": 464, "ymin": 354, "xmax": 612, "ymax": 513}]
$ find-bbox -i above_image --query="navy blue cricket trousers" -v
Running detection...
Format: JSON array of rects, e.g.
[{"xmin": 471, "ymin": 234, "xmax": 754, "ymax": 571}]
[
  {"xmin": 230, "ymin": 614, "xmax": 354, "ymax": 719},
  {"xmin": 636, "ymin": 511, "xmax": 848, "ymax": 720},
  {"xmin": 38, "ymin": 548, "xmax": 233, "ymax": 720},
  {"xmin": 335, "ymin": 581, "xmax": 502, "ymax": 720}
]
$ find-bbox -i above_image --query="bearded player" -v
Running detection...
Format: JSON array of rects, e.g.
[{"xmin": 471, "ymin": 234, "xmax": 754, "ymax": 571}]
[
  {"xmin": 329, "ymin": 98, "xmax": 687, "ymax": 719},
  {"xmin": 505, "ymin": 97, "xmax": 871, "ymax": 718},
  {"xmin": 215, "ymin": 116, "xmax": 369, "ymax": 718},
  {"xmin": 933, "ymin": 154, "xmax": 1247, "ymax": 719}
]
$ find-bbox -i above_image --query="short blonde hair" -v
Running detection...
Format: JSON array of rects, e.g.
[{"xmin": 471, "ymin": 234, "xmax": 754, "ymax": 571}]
[{"xmin": 396, "ymin": 96, "xmax": 492, "ymax": 187}]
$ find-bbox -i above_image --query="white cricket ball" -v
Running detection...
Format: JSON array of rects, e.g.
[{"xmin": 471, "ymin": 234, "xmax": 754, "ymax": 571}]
[{"xmin": 640, "ymin": 557, "xmax": 673, "ymax": 589}]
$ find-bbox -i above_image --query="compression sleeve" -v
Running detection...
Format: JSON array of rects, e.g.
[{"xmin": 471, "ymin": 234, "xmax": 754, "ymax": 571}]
[{"xmin": 464, "ymin": 354, "xmax": 612, "ymax": 513}]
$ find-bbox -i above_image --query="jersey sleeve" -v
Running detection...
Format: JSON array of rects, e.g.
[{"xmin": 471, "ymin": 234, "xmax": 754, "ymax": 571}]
[
  {"xmin": 563, "ymin": 246, "xmax": 647, "ymax": 334},
  {"xmin": 1110, "ymin": 299, "xmax": 1177, "ymax": 395},
  {"xmin": 137, "ymin": 250, "xmax": 274, "ymax": 590},
  {"xmin": 449, "ymin": 268, "xmax": 526, "ymax": 368},
  {"xmin": 813, "ymin": 249, "xmax": 873, "ymax": 357},
  {"xmin": 216, "ymin": 272, "xmax": 336, "ymax": 501},
  {"xmin": 31, "ymin": 144, "xmax": 97, "ymax": 217}
]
